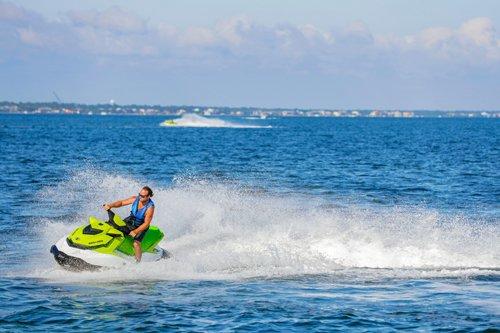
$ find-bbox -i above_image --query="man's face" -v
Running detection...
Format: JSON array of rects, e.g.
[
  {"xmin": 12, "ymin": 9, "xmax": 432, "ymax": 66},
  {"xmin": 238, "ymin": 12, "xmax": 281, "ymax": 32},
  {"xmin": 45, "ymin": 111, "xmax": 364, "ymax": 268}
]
[{"xmin": 138, "ymin": 190, "xmax": 150, "ymax": 202}]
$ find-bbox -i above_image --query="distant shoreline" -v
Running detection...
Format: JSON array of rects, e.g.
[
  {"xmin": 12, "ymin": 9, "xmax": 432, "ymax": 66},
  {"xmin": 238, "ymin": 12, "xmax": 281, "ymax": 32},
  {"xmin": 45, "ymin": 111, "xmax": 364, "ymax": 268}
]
[{"xmin": 0, "ymin": 101, "xmax": 498, "ymax": 118}]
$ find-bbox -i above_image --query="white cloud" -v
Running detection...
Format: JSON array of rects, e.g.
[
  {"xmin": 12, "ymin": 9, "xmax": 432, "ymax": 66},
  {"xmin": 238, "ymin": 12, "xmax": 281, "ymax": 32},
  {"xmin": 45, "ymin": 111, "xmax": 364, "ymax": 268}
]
[
  {"xmin": 67, "ymin": 6, "xmax": 146, "ymax": 33},
  {"xmin": 180, "ymin": 27, "xmax": 216, "ymax": 46},
  {"xmin": 17, "ymin": 27, "xmax": 43, "ymax": 46},
  {"xmin": 214, "ymin": 16, "xmax": 252, "ymax": 46},
  {"xmin": 0, "ymin": 0, "xmax": 30, "ymax": 22},
  {"xmin": 72, "ymin": 26, "xmax": 158, "ymax": 56},
  {"xmin": 372, "ymin": 17, "xmax": 500, "ymax": 63},
  {"xmin": 1, "ymin": 1, "xmax": 499, "ymax": 73},
  {"xmin": 418, "ymin": 27, "xmax": 454, "ymax": 49},
  {"xmin": 459, "ymin": 17, "xmax": 495, "ymax": 47},
  {"xmin": 299, "ymin": 24, "xmax": 334, "ymax": 44},
  {"xmin": 344, "ymin": 21, "xmax": 373, "ymax": 43}
]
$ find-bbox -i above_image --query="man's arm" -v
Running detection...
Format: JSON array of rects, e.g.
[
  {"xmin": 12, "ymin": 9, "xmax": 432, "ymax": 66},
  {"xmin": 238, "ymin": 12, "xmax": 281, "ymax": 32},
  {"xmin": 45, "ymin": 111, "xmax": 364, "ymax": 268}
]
[
  {"xmin": 130, "ymin": 206, "xmax": 154, "ymax": 237},
  {"xmin": 103, "ymin": 196, "xmax": 136, "ymax": 210}
]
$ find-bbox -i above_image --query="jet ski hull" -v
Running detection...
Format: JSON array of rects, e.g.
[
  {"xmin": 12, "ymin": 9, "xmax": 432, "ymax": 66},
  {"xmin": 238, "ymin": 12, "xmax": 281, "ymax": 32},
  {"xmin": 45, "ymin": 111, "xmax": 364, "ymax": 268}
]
[
  {"xmin": 51, "ymin": 237, "xmax": 170, "ymax": 271},
  {"xmin": 50, "ymin": 244, "xmax": 102, "ymax": 271}
]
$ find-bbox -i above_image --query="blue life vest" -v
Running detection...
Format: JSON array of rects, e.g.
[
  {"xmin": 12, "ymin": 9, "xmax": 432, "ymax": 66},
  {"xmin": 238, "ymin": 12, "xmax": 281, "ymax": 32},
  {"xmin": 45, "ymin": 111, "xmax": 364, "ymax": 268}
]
[{"xmin": 128, "ymin": 196, "xmax": 154, "ymax": 227}]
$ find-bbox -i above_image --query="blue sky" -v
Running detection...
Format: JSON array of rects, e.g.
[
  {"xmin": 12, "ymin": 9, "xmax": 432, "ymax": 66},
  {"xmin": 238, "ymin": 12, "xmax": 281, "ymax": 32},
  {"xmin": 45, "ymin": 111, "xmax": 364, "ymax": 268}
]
[{"xmin": 1, "ymin": 0, "xmax": 500, "ymax": 109}]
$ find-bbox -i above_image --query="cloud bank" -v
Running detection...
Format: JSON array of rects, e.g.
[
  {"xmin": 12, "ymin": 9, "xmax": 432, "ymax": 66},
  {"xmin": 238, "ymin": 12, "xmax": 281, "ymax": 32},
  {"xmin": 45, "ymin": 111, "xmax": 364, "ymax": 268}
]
[
  {"xmin": 2, "ymin": 2, "xmax": 498, "ymax": 68},
  {"xmin": 0, "ymin": 1, "xmax": 499, "ymax": 109}
]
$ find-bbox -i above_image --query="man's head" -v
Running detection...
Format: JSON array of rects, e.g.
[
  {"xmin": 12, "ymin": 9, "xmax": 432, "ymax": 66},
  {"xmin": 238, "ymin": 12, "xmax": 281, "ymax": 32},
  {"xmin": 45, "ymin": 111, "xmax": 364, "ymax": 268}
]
[{"xmin": 138, "ymin": 186, "xmax": 154, "ymax": 202}]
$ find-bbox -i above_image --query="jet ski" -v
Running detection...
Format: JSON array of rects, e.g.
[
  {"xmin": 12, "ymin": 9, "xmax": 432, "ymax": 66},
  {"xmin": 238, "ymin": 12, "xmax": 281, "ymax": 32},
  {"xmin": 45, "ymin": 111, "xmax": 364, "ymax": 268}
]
[
  {"xmin": 160, "ymin": 119, "xmax": 177, "ymax": 126},
  {"xmin": 50, "ymin": 210, "xmax": 170, "ymax": 271}
]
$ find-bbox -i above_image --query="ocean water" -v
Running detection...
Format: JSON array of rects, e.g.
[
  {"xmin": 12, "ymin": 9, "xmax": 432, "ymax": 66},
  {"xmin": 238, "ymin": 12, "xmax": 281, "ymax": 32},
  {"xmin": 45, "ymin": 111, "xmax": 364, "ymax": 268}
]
[{"xmin": 0, "ymin": 114, "xmax": 498, "ymax": 332}]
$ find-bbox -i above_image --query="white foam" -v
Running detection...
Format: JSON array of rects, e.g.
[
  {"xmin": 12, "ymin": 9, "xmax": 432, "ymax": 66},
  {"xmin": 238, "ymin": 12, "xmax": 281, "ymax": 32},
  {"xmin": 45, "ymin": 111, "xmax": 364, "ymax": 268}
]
[
  {"xmin": 27, "ymin": 170, "xmax": 500, "ymax": 282},
  {"xmin": 160, "ymin": 114, "xmax": 271, "ymax": 128}
]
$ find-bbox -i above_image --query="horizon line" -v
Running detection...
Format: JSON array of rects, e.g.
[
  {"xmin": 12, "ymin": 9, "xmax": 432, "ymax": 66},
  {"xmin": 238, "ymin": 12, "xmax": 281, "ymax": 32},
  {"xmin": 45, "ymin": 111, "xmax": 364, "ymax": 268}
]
[{"xmin": 1, "ymin": 100, "xmax": 499, "ymax": 113}]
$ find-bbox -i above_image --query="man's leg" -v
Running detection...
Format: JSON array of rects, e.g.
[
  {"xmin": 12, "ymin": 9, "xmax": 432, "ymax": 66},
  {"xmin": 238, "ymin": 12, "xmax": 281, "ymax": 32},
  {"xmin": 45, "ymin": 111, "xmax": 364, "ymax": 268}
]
[
  {"xmin": 132, "ymin": 228, "xmax": 148, "ymax": 262},
  {"xmin": 133, "ymin": 240, "xmax": 142, "ymax": 262}
]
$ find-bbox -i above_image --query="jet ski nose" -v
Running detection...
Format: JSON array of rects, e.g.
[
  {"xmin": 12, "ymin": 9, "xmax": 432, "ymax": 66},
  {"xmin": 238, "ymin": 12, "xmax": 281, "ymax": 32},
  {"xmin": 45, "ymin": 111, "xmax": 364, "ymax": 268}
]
[{"xmin": 50, "ymin": 245, "xmax": 58, "ymax": 255}]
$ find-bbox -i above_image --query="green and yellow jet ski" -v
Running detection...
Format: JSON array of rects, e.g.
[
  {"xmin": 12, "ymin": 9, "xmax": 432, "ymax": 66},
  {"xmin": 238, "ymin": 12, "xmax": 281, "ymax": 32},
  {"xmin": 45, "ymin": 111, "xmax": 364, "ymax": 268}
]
[
  {"xmin": 50, "ymin": 210, "xmax": 170, "ymax": 271},
  {"xmin": 160, "ymin": 119, "xmax": 177, "ymax": 126}
]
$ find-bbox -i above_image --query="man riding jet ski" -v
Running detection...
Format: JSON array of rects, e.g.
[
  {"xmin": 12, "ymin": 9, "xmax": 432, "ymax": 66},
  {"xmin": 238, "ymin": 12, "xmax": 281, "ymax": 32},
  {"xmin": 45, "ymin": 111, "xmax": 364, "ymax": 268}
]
[
  {"xmin": 160, "ymin": 119, "xmax": 177, "ymax": 126},
  {"xmin": 50, "ymin": 186, "xmax": 170, "ymax": 271},
  {"xmin": 104, "ymin": 186, "xmax": 157, "ymax": 262}
]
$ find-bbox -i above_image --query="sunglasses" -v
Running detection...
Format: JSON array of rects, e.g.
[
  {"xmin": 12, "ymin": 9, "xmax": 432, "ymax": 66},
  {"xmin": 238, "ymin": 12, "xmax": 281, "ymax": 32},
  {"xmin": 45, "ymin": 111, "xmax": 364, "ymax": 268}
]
[{"xmin": 138, "ymin": 193, "xmax": 149, "ymax": 199}]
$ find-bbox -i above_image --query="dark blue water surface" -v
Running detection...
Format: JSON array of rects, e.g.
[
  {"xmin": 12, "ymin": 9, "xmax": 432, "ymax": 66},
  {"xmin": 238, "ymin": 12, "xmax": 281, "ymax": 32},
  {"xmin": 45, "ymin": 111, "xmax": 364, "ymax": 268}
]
[{"xmin": 0, "ymin": 114, "xmax": 498, "ymax": 332}]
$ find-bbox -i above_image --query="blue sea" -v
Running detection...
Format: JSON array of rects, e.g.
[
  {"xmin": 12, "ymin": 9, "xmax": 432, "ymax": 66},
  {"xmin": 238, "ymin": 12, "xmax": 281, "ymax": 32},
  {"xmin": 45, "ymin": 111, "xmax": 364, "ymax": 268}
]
[{"xmin": 0, "ymin": 114, "xmax": 498, "ymax": 332}]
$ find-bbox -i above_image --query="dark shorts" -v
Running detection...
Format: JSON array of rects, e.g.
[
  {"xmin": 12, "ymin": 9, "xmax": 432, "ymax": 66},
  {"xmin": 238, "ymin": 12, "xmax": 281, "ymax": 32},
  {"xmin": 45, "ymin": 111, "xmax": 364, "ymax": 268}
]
[
  {"xmin": 131, "ymin": 227, "xmax": 149, "ymax": 242},
  {"xmin": 123, "ymin": 216, "xmax": 149, "ymax": 242}
]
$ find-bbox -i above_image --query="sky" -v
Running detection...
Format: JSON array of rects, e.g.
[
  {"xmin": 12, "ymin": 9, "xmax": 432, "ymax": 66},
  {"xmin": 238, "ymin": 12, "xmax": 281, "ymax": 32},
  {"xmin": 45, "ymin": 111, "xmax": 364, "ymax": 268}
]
[{"xmin": 1, "ymin": 0, "xmax": 500, "ymax": 110}]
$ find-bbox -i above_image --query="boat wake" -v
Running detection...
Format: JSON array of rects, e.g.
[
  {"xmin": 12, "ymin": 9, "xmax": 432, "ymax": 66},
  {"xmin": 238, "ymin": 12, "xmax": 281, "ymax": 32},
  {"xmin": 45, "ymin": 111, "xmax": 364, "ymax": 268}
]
[
  {"xmin": 25, "ymin": 169, "xmax": 500, "ymax": 282},
  {"xmin": 160, "ymin": 114, "xmax": 271, "ymax": 128}
]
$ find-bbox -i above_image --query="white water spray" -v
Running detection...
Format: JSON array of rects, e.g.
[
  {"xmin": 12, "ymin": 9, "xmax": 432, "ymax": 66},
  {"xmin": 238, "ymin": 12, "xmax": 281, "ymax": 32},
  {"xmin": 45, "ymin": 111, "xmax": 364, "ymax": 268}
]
[
  {"xmin": 160, "ymin": 114, "xmax": 270, "ymax": 128},
  {"xmin": 29, "ymin": 170, "xmax": 499, "ymax": 282}
]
